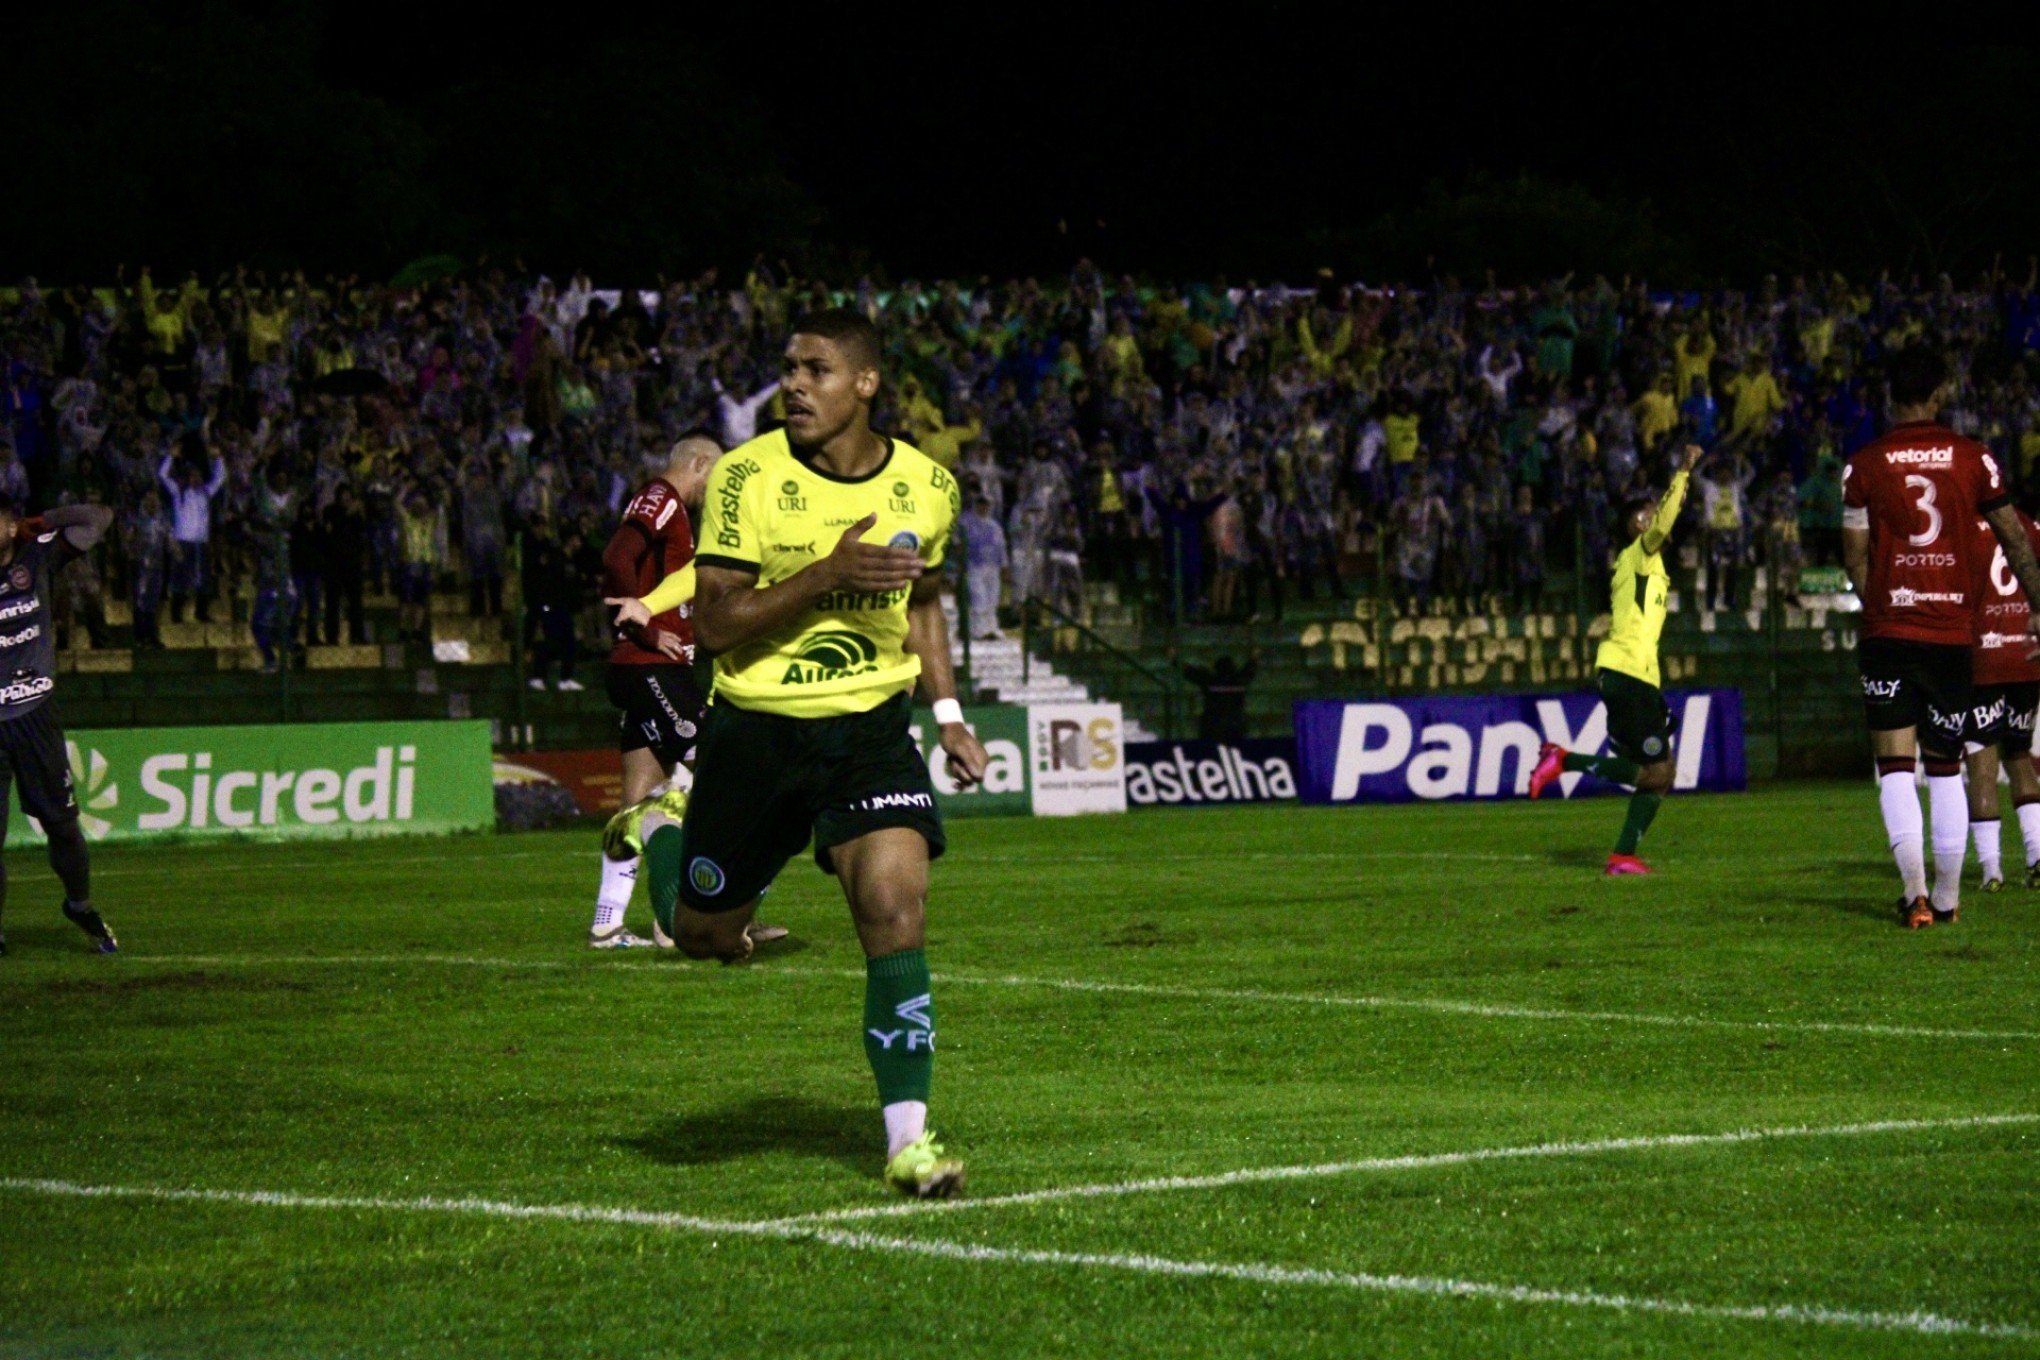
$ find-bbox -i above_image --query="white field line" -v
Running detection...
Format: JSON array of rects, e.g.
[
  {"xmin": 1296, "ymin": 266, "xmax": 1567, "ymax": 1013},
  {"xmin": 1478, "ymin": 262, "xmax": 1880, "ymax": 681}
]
[
  {"xmin": 4, "ymin": 847, "xmax": 1540, "ymax": 881},
  {"xmin": 761, "ymin": 1113, "xmax": 2040, "ymax": 1226},
  {"xmin": 908, "ymin": 970, "xmax": 2040, "ymax": 1044},
  {"xmin": 0, "ymin": 1175, "xmax": 2028, "ymax": 1341},
  {"xmin": 10, "ymin": 847, "xmax": 567, "ymax": 880},
  {"xmin": 109, "ymin": 954, "xmax": 2040, "ymax": 1043}
]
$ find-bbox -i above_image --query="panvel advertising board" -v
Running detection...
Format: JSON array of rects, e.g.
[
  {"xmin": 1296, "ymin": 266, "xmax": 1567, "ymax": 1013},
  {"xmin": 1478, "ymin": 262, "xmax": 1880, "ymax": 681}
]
[
  {"xmin": 1294, "ymin": 691, "xmax": 1745, "ymax": 804},
  {"xmin": 10, "ymin": 721, "xmax": 495, "ymax": 844}
]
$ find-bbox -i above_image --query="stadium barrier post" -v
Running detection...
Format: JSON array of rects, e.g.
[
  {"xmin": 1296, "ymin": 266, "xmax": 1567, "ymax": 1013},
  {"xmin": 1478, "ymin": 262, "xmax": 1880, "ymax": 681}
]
[
  {"xmin": 1768, "ymin": 530, "xmax": 1785, "ymax": 775},
  {"xmin": 1374, "ymin": 523, "xmax": 1390, "ymax": 695},
  {"xmin": 1573, "ymin": 514, "xmax": 1588, "ymax": 641},
  {"xmin": 1022, "ymin": 596, "xmax": 1031, "ymax": 688},
  {"xmin": 510, "ymin": 535, "xmax": 528, "ymax": 740}
]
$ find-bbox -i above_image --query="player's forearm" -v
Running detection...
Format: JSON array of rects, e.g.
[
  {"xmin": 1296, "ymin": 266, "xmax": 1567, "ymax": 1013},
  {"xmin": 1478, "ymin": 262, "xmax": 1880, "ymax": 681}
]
[
  {"xmin": 905, "ymin": 594, "xmax": 961, "ymax": 703},
  {"xmin": 43, "ymin": 503, "xmax": 112, "ymax": 550},
  {"xmin": 1984, "ymin": 506, "xmax": 2040, "ymax": 607},
  {"xmin": 1841, "ymin": 527, "xmax": 1870, "ymax": 596},
  {"xmin": 1639, "ymin": 469, "xmax": 1690, "ymax": 555},
  {"xmin": 694, "ymin": 565, "xmax": 838, "ymax": 654}
]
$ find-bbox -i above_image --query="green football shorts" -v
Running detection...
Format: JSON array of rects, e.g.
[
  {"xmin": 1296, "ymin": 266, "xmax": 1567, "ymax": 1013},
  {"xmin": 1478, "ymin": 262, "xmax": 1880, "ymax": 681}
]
[
  {"xmin": 657, "ymin": 692, "xmax": 946, "ymax": 917},
  {"xmin": 1597, "ymin": 667, "xmax": 1675, "ymax": 767}
]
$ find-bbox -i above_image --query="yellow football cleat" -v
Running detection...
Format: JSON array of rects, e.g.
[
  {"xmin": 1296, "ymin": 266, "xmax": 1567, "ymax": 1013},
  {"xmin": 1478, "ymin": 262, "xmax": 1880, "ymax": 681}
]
[
  {"xmin": 883, "ymin": 1133, "xmax": 965, "ymax": 1199},
  {"xmin": 601, "ymin": 788, "xmax": 690, "ymax": 862}
]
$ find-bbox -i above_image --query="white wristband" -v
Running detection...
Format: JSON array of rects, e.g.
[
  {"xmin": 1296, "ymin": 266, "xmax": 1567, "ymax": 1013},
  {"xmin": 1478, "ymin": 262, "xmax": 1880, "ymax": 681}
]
[{"xmin": 932, "ymin": 698, "xmax": 965, "ymax": 727}]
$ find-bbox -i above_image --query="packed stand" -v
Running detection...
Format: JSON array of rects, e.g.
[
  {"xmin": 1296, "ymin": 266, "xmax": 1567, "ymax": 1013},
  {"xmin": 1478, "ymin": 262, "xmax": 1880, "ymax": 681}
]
[{"xmin": 5, "ymin": 260, "xmax": 2040, "ymax": 679}]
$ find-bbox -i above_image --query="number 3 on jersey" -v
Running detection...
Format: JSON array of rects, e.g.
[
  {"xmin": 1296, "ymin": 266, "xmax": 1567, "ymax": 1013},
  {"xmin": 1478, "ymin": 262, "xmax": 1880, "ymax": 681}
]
[{"xmin": 1903, "ymin": 474, "xmax": 1942, "ymax": 548}]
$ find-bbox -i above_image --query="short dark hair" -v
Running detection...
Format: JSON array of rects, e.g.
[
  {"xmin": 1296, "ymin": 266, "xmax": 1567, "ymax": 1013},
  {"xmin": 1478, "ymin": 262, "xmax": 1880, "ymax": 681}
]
[
  {"xmin": 790, "ymin": 307, "xmax": 882, "ymax": 371},
  {"xmin": 1889, "ymin": 346, "xmax": 1949, "ymax": 407}
]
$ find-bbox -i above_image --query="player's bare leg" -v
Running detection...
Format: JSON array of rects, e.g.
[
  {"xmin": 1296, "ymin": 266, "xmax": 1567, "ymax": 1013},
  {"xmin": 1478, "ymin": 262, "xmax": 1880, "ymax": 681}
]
[
  {"xmin": 832, "ymin": 826, "xmax": 962, "ymax": 1198},
  {"xmin": 663, "ymin": 896, "xmax": 759, "ymax": 964},
  {"xmin": 1870, "ymin": 726, "xmax": 1934, "ymax": 926},
  {"xmin": 1965, "ymin": 744, "xmax": 2005, "ymax": 891}
]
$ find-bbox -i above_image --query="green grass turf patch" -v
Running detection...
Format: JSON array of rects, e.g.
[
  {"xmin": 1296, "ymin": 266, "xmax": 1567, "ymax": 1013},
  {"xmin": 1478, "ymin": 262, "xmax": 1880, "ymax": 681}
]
[{"xmin": 0, "ymin": 782, "xmax": 2034, "ymax": 1357}]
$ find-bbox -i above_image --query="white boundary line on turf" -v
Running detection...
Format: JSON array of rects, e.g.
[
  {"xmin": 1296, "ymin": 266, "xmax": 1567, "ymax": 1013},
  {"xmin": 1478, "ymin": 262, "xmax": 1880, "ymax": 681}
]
[
  {"xmin": 0, "ymin": 1175, "xmax": 2027, "ymax": 1341},
  {"xmin": 4, "ymin": 847, "xmax": 1540, "ymax": 880},
  {"xmin": 758, "ymin": 1113, "xmax": 2040, "ymax": 1226},
  {"xmin": 906, "ymin": 970, "xmax": 2040, "ymax": 1043},
  {"xmin": 113, "ymin": 954, "xmax": 2040, "ymax": 1043}
]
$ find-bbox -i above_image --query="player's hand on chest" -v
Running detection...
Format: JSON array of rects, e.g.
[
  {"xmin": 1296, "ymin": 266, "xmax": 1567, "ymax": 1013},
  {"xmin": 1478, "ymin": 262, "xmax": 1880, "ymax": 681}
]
[{"xmin": 764, "ymin": 472, "xmax": 933, "ymax": 576}]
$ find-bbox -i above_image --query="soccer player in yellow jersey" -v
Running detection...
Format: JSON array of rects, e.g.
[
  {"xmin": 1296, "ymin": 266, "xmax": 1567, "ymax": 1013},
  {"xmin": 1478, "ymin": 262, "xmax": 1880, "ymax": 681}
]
[
  {"xmin": 1530, "ymin": 444, "xmax": 1703, "ymax": 874},
  {"xmin": 608, "ymin": 309, "xmax": 987, "ymax": 1197}
]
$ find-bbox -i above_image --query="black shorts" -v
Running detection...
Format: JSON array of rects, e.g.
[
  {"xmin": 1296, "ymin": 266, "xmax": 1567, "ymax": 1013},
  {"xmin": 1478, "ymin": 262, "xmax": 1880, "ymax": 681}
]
[
  {"xmin": 1859, "ymin": 637, "xmax": 1971, "ymax": 756},
  {"xmin": 1966, "ymin": 681, "xmax": 2040, "ymax": 756},
  {"xmin": 1597, "ymin": 668, "xmax": 1675, "ymax": 766},
  {"xmin": 0, "ymin": 703, "xmax": 80, "ymax": 829},
  {"xmin": 606, "ymin": 663, "xmax": 706, "ymax": 767},
  {"xmin": 675, "ymin": 692, "xmax": 944, "ymax": 914}
]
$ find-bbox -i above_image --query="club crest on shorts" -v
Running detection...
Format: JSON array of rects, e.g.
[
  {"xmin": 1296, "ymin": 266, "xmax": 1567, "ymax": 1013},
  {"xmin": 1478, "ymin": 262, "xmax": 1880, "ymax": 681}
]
[
  {"xmin": 688, "ymin": 856, "xmax": 726, "ymax": 897},
  {"xmin": 1642, "ymin": 735, "xmax": 1665, "ymax": 759},
  {"xmin": 888, "ymin": 531, "xmax": 921, "ymax": 551}
]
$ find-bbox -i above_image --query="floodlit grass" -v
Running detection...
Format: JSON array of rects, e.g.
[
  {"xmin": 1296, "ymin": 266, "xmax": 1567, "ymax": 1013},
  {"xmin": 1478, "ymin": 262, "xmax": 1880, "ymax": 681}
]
[{"xmin": 1, "ymin": 783, "xmax": 2034, "ymax": 1358}]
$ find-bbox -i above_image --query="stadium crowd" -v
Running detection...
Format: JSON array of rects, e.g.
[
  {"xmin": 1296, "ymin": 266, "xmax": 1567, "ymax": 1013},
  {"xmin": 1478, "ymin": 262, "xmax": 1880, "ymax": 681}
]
[{"xmin": 5, "ymin": 260, "xmax": 2040, "ymax": 672}]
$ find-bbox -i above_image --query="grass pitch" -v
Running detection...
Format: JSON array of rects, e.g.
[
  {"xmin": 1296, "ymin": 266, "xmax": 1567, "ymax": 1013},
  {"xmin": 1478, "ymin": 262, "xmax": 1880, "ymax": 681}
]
[{"xmin": 1, "ymin": 783, "xmax": 2035, "ymax": 1358}]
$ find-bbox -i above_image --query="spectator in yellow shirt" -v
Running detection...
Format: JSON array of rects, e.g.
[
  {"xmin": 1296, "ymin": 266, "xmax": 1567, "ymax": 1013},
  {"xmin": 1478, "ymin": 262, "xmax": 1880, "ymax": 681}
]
[
  {"xmin": 1722, "ymin": 353, "xmax": 1787, "ymax": 441},
  {"xmin": 1673, "ymin": 323, "xmax": 1716, "ymax": 398},
  {"xmin": 1633, "ymin": 372, "xmax": 1679, "ymax": 452}
]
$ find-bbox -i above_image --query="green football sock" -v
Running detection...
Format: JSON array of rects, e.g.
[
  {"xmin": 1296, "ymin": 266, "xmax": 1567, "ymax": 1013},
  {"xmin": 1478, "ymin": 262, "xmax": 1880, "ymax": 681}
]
[
  {"xmin": 1615, "ymin": 791, "xmax": 1662, "ymax": 855},
  {"xmin": 645, "ymin": 825, "xmax": 683, "ymax": 935},
  {"xmin": 1564, "ymin": 751, "xmax": 1642, "ymax": 786},
  {"xmin": 864, "ymin": 948, "xmax": 934, "ymax": 1106}
]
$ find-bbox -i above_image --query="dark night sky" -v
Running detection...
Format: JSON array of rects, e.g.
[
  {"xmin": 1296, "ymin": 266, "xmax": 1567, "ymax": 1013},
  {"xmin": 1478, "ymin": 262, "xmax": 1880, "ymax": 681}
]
[{"xmin": 15, "ymin": 8, "xmax": 2040, "ymax": 283}]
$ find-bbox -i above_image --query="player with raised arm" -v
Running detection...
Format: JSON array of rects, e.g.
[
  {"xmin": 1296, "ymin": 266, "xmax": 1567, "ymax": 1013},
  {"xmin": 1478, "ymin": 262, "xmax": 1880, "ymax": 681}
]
[
  {"xmin": 1960, "ymin": 505, "xmax": 2040, "ymax": 891},
  {"xmin": 609, "ymin": 308, "xmax": 986, "ymax": 1197},
  {"xmin": 586, "ymin": 434, "xmax": 783, "ymax": 950},
  {"xmin": 1839, "ymin": 347, "xmax": 2040, "ymax": 928},
  {"xmin": 0, "ymin": 498, "xmax": 117, "ymax": 956},
  {"xmin": 1529, "ymin": 444, "xmax": 1701, "ymax": 873}
]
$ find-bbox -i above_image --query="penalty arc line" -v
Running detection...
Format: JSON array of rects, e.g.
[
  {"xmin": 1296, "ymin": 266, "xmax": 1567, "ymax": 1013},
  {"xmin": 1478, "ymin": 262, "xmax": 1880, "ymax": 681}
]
[
  {"xmin": 0, "ymin": 1176, "xmax": 2028, "ymax": 1342},
  {"xmin": 111, "ymin": 953, "xmax": 2040, "ymax": 1043},
  {"xmin": 761, "ymin": 1113, "xmax": 2040, "ymax": 1226}
]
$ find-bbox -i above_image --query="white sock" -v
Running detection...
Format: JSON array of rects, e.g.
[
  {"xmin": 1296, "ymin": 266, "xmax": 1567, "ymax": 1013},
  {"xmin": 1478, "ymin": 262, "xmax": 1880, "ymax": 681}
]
[
  {"xmin": 592, "ymin": 854, "xmax": 638, "ymax": 934},
  {"xmin": 2019, "ymin": 801, "xmax": 2040, "ymax": 867},
  {"xmin": 1972, "ymin": 819, "xmax": 2003, "ymax": 883},
  {"xmin": 1879, "ymin": 770, "xmax": 1928, "ymax": 901},
  {"xmin": 882, "ymin": 1100, "xmax": 928, "ymax": 1158},
  {"xmin": 1927, "ymin": 773, "xmax": 1968, "ymax": 913}
]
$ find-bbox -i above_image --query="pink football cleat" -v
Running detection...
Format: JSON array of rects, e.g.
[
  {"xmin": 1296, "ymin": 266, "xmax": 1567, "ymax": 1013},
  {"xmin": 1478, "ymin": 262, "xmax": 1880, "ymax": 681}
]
[
  {"xmin": 1604, "ymin": 853, "xmax": 1652, "ymax": 876},
  {"xmin": 1528, "ymin": 742, "xmax": 1568, "ymax": 800}
]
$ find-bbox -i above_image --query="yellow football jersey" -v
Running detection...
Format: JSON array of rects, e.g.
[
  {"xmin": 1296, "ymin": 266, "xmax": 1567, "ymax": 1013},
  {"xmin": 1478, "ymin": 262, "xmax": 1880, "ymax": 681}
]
[
  {"xmin": 697, "ymin": 429, "xmax": 960, "ymax": 718},
  {"xmin": 1594, "ymin": 469, "xmax": 1689, "ymax": 689}
]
